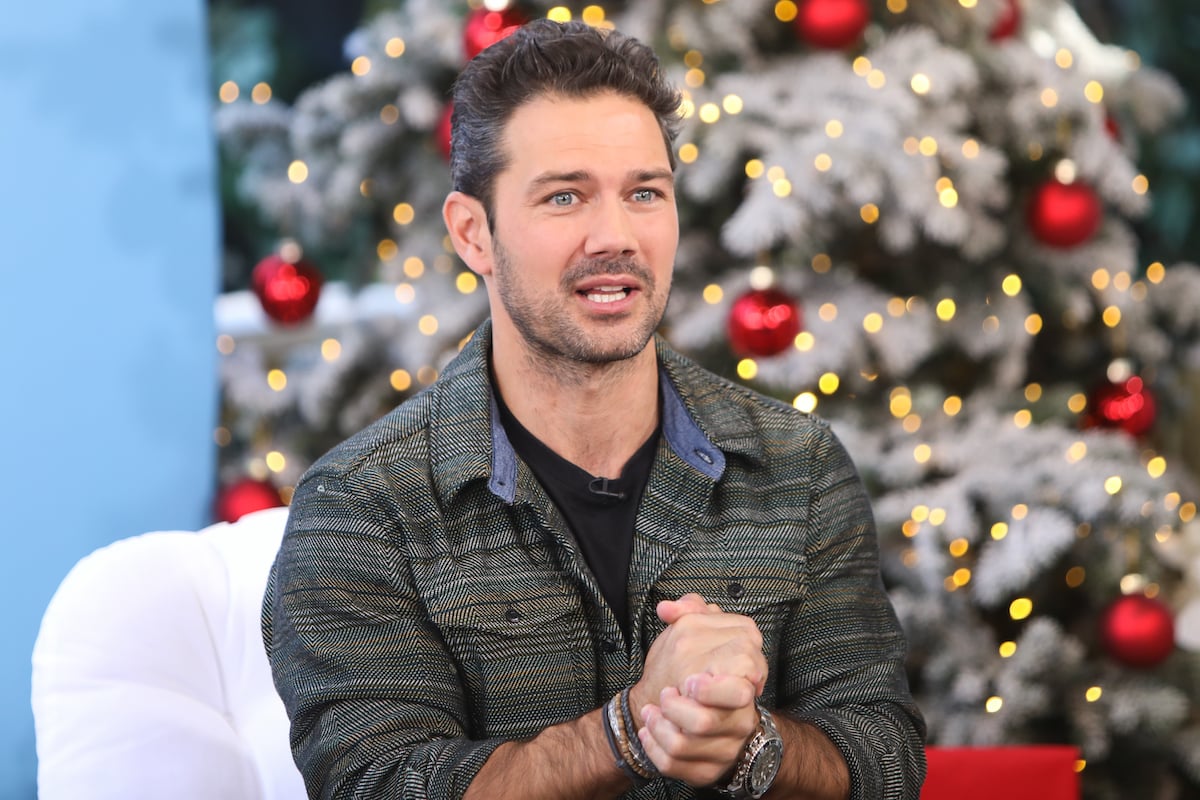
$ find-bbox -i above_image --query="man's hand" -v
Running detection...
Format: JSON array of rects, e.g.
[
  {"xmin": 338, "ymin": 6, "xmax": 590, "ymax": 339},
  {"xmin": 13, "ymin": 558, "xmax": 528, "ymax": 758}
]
[{"xmin": 630, "ymin": 594, "xmax": 766, "ymax": 787}]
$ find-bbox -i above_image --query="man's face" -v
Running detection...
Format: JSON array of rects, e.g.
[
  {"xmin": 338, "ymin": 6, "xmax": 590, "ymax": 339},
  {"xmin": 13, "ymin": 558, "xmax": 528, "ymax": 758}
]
[{"xmin": 485, "ymin": 90, "xmax": 679, "ymax": 366}]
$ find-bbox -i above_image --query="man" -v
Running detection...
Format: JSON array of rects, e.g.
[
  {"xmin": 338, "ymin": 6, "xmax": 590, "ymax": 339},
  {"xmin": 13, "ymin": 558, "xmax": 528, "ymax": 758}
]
[{"xmin": 264, "ymin": 18, "xmax": 925, "ymax": 800}]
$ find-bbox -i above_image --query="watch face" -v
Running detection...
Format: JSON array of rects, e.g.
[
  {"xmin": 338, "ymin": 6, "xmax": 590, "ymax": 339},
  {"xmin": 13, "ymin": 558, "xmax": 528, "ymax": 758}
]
[{"xmin": 748, "ymin": 739, "xmax": 784, "ymax": 793}]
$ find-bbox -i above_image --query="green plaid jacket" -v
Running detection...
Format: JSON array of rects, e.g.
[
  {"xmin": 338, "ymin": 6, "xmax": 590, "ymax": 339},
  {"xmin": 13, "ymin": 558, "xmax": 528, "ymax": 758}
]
[{"xmin": 264, "ymin": 320, "xmax": 925, "ymax": 800}]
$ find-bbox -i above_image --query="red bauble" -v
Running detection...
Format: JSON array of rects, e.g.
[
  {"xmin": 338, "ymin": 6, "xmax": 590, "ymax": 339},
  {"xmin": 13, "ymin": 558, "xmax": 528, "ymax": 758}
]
[
  {"xmin": 728, "ymin": 288, "xmax": 803, "ymax": 357},
  {"xmin": 214, "ymin": 478, "xmax": 283, "ymax": 524},
  {"xmin": 989, "ymin": 0, "xmax": 1021, "ymax": 41},
  {"xmin": 794, "ymin": 0, "xmax": 870, "ymax": 50},
  {"xmin": 436, "ymin": 102, "xmax": 454, "ymax": 161},
  {"xmin": 1084, "ymin": 376, "xmax": 1157, "ymax": 436},
  {"xmin": 1027, "ymin": 179, "xmax": 1102, "ymax": 248},
  {"xmin": 463, "ymin": 6, "xmax": 526, "ymax": 61},
  {"xmin": 1100, "ymin": 594, "xmax": 1175, "ymax": 669},
  {"xmin": 252, "ymin": 253, "xmax": 323, "ymax": 325}
]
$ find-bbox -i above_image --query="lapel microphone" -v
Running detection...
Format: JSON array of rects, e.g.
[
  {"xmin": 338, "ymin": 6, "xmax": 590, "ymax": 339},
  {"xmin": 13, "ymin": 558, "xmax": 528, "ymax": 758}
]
[{"xmin": 587, "ymin": 477, "xmax": 626, "ymax": 500}]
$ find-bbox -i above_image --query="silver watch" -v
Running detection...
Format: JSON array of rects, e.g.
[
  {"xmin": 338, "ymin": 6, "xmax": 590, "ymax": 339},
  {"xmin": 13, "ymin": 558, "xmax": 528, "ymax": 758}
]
[{"xmin": 717, "ymin": 702, "xmax": 784, "ymax": 799}]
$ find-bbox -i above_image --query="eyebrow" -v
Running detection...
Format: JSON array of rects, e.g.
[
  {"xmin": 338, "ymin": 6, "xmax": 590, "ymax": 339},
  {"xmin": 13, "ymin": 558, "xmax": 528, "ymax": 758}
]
[{"xmin": 527, "ymin": 168, "xmax": 675, "ymax": 193}]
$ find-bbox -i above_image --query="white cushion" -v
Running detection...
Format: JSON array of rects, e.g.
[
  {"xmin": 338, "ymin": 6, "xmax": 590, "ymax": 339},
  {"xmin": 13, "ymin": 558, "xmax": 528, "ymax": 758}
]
[{"xmin": 32, "ymin": 507, "xmax": 305, "ymax": 800}]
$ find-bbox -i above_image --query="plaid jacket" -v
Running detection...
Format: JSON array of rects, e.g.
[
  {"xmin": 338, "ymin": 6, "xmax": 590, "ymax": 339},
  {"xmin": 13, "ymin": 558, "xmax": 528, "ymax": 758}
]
[{"xmin": 264, "ymin": 320, "xmax": 926, "ymax": 799}]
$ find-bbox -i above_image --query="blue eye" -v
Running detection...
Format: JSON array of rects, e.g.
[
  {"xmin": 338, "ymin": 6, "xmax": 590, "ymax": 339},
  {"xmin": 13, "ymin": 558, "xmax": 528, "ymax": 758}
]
[
  {"xmin": 632, "ymin": 189, "xmax": 657, "ymax": 202},
  {"xmin": 550, "ymin": 192, "xmax": 575, "ymax": 206}
]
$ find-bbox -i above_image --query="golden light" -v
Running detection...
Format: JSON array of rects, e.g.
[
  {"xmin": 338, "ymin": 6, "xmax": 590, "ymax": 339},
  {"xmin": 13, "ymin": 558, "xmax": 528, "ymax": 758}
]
[
  {"xmin": 943, "ymin": 396, "xmax": 962, "ymax": 416},
  {"xmin": 1002, "ymin": 274, "xmax": 1022, "ymax": 296},
  {"xmin": 547, "ymin": 6, "xmax": 572, "ymax": 22},
  {"xmin": 1105, "ymin": 476, "xmax": 1123, "ymax": 495},
  {"xmin": 1147, "ymin": 456, "xmax": 1167, "ymax": 478},
  {"xmin": 267, "ymin": 369, "xmax": 287, "ymax": 392},
  {"xmin": 910, "ymin": 73, "xmax": 932, "ymax": 94},
  {"xmin": 962, "ymin": 138, "xmax": 980, "ymax": 158},
  {"xmin": 418, "ymin": 315, "xmax": 439, "ymax": 335},
  {"xmin": 287, "ymin": 160, "xmax": 308, "ymax": 184},
  {"xmin": 887, "ymin": 0, "xmax": 908, "ymax": 11},
  {"xmin": 703, "ymin": 284, "xmax": 724, "ymax": 304},
  {"xmin": 887, "ymin": 297, "xmax": 907, "ymax": 317},
  {"xmin": 913, "ymin": 444, "xmax": 932, "ymax": 464},
  {"xmin": 321, "ymin": 339, "xmax": 342, "ymax": 361},
  {"xmin": 218, "ymin": 81, "xmax": 239, "ymax": 103},
  {"xmin": 380, "ymin": 104, "xmax": 400, "ymax": 125},
  {"xmin": 991, "ymin": 522, "xmax": 1009, "ymax": 541},
  {"xmin": 775, "ymin": 0, "xmax": 798, "ymax": 22},
  {"xmin": 1146, "ymin": 262, "xmax": 1166, "ymax": 283},
  {"xmin": 699, "ymin": 102, "xmax": 721, "ymax": 123},
  {"xmin": 684, "ymin": 50, "xmax": 703, "ymax": 68},
  {"xmin": 863, "ymin": 312, "xmax": 884, "ymax": 333},
  {"xmin": 1012, "ymin": 503, "xmax": 1029, "ymax": 520},
  {"xmin": 1024, "ymin": 383, "xmax": 1043, "ymax": 402},
  {"xmin": 939, "ymin": 187, "xmax": 959, "ymax": 208},
  {"xmin": 456, "ymin": 272, "xmax": 479, "ymax": 293},
  {"xmin": 745, "ymin": 159, "xmax": 765, "ymax": 179},
  {"xmin": 793, "ymin": 392, "xmax": 818, "ymax": 413},
  {"xmin": 1041, "ymin": 88, "xmax": 1059, "ymax": 107},
  {"xmin": 819, "ymin": 302, "xmax": 838, "ymax": 321},
  {"xmin": 814, "ymin": 153, "xmax": 833, "ymax": 172},
  {"xmin": 949, "ymin": 538, "xmax": 969, "ymax": 557},
  {"xmin": 1086, "ymin": 686, "xmax": 1103, "ymax": 702},
  {"xmin": 679, "ymin": 97, "xmax": 696, "ymax": 118},
  {"xmin": 1102, "ymin": 306, "xmax": 1122, "ymax": 327},
  {"xmin": 867, "ymin": 69, "xmax": 887, "ymax": 89},
  {"xmin": 216, "ymin": 334, "xmax": 235, "ymax": 355},
  {"xmin": 1092, "ymin": 268, "xmax": 1112, "ymax": 289},
  {"xmin": 685, "ymin": 69, "xmax": 706, "ymax": 88},
  {"xmin": 860, "ymin": 203, "xmax": 880, "ymax": 223},
  {"xmin": 852, "ymin": 56, "xmax": 872, "ymax": 76},
  {"xmin": 1025, "ymin": 314, "xmax": 1044, "ymax": 335},
  {"xmin": 890, "ymin": 390, "xmax": 912, "ymax": 418},
  {"xmin": 723, "ymin": 94, "xmax": 744, "ymax": 114},
  {"xmin": 1013, "ymin": 409, "xmax": 1032, "ymax": 429},
  {"xmin": 773, "ymin": 178, "xmax": 793, "ymax": 197},
  {"xmin": 936, "ymin": 299, "xmax": 956, "ymax": 321},
  {"xmin": 390, "ymin": 369, "xmax": 413, "ymax": 391},
  {"xmin": 1055, "ymin": 48, "xmax": 1074, "ymax": 69},
  {"xmin": 1132, "ymin": 174, "xmax": 1150, "ymax": 195},
  {"xmin": 251, "ymin": 82, "xmax": 272, "ymax": 104},
  {"xmin": 393, "ymin": 203, "xmax": 415, "ymax": 225},
  {"xmin": 812, "ymin": 253, "xmax": 833, "ymax": 273},
  {"xmin": 403, "ymin": 256, "xmax": 425, "ymax": 278},
  {"xmin": 903, "ymin": 137, "xmax": 920, "ymax": 156},
  {"xmin": 999, "ymin": 641, "xmax": 1017, "ymax": 658},
  {"xmin": 581, "ymin": 4, "xmax": 606, "ymax": 24},
  {"xmin": 377, "ymin": 239, "xmax": 398, "ymax": 261},
  {"xmin": 918, "ymin": 136, "xmax": 938, "ymax": 156},
  {"xmin": 911, "ymin": 505, "xmax": 930, "ymax": 522},
  {"xmin": 737, "ymin": 359, "xmax": 758, "ymax": 380},
  {"xmin": 767, "ymin": 166, "xmax": 786, "ymax": 182},
  {"xmin": 1085, "ymin": 80, "xmax": 1104, "ymax": 103},
  {"xmin": 986, "ymin": 697, "xmax": 1004, "ymax": 713},
  {"xmin": 386, "ymin": 37, "xmax": 406, "ymax": 57},
  {"xmin": 1009, "ymin": 598, "xmax": 1033, "ymax": 620},
  {"xmin": 825, "ymin": 119, "xmax": 844, "ymax": 138},
  {"xmin": 360, "ymin": 179, "xmax": 373, "ymax": 197},
  {"xmin": 1068, "ymin": 393, "xmax": 1088, "ymax": 414},
  {"xmin": 1066, "ymin": 566, "xmax": 1086, "ymax": 588},
  {"xmin": 819, "ymin": 373, "xmax": 840, "ymax": 394},
  {"xmin": 794, "ymin": 332, "xmax": 815, "ymax": 351},
  {"xmin": 679, "ymin": 143, "xmax": 700, "ymax": 164},
  {"xmin": 417, "ymin": 366, "xmax": 439, "ymax": 385},
  {"xmin": 351, "ymin": 56, "xmax": 371, "ymax": 76},
  {"xmin": 395, "ymin": 283, "xmax": 416, "ymax": 304},
  {"xmin": 952, "ymin": 568, "xmax": 971, "ymax": 587}
]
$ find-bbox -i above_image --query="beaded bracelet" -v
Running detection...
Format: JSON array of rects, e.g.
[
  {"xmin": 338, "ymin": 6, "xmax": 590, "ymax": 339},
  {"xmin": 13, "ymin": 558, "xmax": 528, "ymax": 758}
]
[
  {"xmin": 602, "ymin": 692, "xmax": 650, "ymax": 787},
  {"xmin": 618, "ymin": 687, "xmax": 660, "ymax": 780}
]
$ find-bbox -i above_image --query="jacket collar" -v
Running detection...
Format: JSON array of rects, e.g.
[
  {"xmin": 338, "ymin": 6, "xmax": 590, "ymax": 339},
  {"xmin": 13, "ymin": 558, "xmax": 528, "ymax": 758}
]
[{"xmin": 427, "ymin": 320, "xmax": 765, "ymax": 506}]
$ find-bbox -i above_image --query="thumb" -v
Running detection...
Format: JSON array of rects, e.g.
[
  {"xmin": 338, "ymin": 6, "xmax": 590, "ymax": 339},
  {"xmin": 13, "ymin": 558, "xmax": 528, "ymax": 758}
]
[{"xmin": 657, "ymin": 592, "xmax": 720, "ymax": 624}]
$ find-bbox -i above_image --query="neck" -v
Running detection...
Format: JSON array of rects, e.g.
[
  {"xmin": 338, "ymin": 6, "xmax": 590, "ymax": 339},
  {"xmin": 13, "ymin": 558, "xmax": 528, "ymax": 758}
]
[{"xmin": 492, "ymin": 340, "xmax": 660, "ymax": 479}]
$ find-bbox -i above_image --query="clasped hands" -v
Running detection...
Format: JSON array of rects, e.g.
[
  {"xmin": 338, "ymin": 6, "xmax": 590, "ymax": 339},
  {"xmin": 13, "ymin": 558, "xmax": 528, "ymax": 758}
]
[{"xmin": 628, "ymin": 593, "xmax": 767, "ymax": 788}]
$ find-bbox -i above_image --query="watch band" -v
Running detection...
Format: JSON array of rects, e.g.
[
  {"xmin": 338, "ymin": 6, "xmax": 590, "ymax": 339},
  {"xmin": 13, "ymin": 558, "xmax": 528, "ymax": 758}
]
[{"xmin": 716, "ymin": 702, "xmax": 784, "ymax": 799}]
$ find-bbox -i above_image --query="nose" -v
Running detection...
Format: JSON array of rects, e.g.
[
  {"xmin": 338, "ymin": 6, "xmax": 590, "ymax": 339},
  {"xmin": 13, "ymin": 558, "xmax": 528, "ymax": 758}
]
[{"xmin": 584, "ymin": 196, "xmax": 638, "ymax": 258}]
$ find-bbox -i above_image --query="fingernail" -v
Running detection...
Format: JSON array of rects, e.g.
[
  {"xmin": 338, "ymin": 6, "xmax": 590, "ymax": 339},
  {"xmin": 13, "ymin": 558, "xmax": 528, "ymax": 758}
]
[{"xmin": 685, "ymin": 677, "xmax": 699, "ymax": 697}]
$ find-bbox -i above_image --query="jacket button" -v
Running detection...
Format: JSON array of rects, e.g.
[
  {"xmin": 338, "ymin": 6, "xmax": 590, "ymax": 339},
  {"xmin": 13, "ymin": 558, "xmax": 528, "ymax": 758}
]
[
  {"xmin": 505, "ymin": 607, "xmax": 522, "ymax": 624},
  {"xmin": 727, "ymin": 582, "xmax": 746, "ymax": 600},
  {"xmin": 602, "ymin": 638, "xmax": 620, "ymax": 654}
]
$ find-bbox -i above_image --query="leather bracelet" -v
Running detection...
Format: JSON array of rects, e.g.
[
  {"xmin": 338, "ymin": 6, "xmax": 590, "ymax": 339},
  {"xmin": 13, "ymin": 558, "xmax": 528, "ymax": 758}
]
[
  {"xmin": 602, "ymin": 693, "xmax": 650, "ymax": 787},
  {"xmin": 619, "ymin": 687, "xmax": 659, "ymax": 779}
]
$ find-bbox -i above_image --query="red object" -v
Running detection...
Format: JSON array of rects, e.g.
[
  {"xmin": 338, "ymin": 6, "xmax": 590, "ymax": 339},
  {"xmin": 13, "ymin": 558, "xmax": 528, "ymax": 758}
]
[
  {"xmin": 1100, "ymin": 594, "xmax": 1176, "ymax": 669},
  {"xmin": 214, "ymin": 479, "xmax": 284, "ymax": 523},
  {"xmin": 251, "ymin": 253, "xmax": 323, "ymax": 325},
  {"xmin": 463, "ymin": 6, "xmax": 526, "ymax": 60},
  {"xmin": 436, "ymin": 101, "xmax": 454, "ymax": 160},
  {"xmin": 1027, "ymin": 178, "xmax": 1102, "ymax": 248},
  {"xmin": 793, "ymin": 0, "xmax": 870, "ymax": 50},
  {"xmin": 922, "ymin": 746, "xmax": 1079, "ymax": 799},
  {"xmin": 1084, "ymin": 375, "xmax": 1157, "ymax": 436},
  {"xmin": 727, "ymin": 288, "xmax": 803, "ymax": 357},
  {"xmin": 988, "ymin": 0, "xmax": 1021, "ymax": 41}
]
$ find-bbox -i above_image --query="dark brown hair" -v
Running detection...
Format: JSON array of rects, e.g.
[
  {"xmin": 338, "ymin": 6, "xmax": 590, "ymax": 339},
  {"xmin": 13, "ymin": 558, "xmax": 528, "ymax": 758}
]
[{"xmin": 449, "ymin": 19, "xmax": 682, "ymax": 226}]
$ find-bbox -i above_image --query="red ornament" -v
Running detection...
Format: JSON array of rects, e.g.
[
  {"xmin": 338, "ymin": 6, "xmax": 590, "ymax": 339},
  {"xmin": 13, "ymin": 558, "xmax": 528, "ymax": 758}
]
[
  {"xmin": 1027, "ymin": 178, "xmax": 1102, "ymax": 248},
  {"xmin": 793, "ymin": 0, "xmax": 870, "ymax": 50},
  {"xmin": 989, "ymin": 0, "xmax": 1021, "ymax": 41},
  {"xmin": 214, "ymin": 478, "xmax": 284, "ymax": 524},
  {"xmin": 728, "ymin": 288, "xmax": 803, "ymax": 357},
  {"xmin": 463, "ymin": 6, "xmax": 526, "ymax": 61},
  {"xmin": 436, "ymin": 102, "xmax": 454, "ymax": 160},
  {"xmin": 1084, "ymin": 375, "xmax": 1157, "ymax": 436},
  {"xmin": 1104, "ymin": 113, "xmax": 1122, "ymax": 141},
  {"xmin": 252, "ymin": 253, "xmax": 323, "ymax": 325},
  {"xmin": 1100, "ymin": 594, "xmax": 1175, "ymax": 669}
]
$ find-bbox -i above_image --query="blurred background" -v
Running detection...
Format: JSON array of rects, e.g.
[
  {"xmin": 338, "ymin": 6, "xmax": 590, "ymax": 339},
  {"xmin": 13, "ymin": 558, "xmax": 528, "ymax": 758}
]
[{"xmin": 3, "ymin": 0, "xmax": 1199, "ymax": 796}]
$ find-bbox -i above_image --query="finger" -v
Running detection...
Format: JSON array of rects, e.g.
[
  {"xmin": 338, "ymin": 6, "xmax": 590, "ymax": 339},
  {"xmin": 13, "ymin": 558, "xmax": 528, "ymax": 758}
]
[
  {"xmin": 640, "ymin": 698, "xmax": 739, "ymax": 765},
  {"xmin": 656, "ymin": 593, "xmax": 717, "ymax": 624},
  {"xmin": 681, "ymin": 673, "xmax": 757, "ymax": 710}
]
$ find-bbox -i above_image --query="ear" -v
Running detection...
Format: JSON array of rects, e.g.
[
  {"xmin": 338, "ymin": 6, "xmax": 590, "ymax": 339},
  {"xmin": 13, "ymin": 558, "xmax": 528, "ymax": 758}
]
[{"xmin": 443, "ymin": 191, "xmax": 494, "ymax": 276}]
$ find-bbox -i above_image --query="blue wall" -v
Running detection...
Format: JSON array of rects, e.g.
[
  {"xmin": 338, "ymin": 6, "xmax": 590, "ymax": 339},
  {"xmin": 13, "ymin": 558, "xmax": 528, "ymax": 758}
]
[{"xmin": 0, "ymin": 0, "xmax": 218, "ymax": 794}]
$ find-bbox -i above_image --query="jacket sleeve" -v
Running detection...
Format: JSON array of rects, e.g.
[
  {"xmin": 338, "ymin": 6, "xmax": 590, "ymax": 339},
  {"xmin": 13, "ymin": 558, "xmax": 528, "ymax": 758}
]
[
  {"xmin": 263, "ymin": 462, "xmax": 505, "ymax": 800},
  {"xmin": 778, "ymin": 421, "xmax": 927, "ymax": 800}
]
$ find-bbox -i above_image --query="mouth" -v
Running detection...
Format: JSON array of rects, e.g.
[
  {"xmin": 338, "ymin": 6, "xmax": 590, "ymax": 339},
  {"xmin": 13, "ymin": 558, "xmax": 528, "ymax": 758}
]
[{"xmin": 580, "ymin": 285, "xmax": 633, "ymax": 304}]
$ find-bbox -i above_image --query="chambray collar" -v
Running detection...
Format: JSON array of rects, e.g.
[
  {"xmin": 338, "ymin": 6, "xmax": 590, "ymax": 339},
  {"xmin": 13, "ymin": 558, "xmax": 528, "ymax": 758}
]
[{"xmin": 428, "ymin": 320, "xmax": 762, "ymax": 506}]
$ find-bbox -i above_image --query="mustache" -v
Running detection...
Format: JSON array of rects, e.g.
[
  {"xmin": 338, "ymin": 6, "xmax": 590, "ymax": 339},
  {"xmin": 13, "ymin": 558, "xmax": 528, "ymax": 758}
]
[{"xmin": 561, "ymin": 256, "xmax": 655, "ymax": 288}]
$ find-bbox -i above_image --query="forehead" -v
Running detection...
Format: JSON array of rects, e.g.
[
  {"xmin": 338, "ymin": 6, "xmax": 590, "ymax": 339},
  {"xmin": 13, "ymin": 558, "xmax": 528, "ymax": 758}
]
[{"xmin": 498, "ymin": 91, "xmax": 672, "ymax": 181}]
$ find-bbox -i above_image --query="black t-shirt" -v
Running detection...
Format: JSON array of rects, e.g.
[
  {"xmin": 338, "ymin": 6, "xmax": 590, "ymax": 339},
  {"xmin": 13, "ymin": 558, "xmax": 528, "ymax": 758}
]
[{"xmin": 495, "ymin": 392, "xmax": 658, "ymax": 635}]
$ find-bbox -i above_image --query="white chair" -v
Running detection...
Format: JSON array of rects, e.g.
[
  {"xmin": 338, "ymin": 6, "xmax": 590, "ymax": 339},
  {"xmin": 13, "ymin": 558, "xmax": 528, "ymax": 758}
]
[{"xmin": 31, "ymin": 507, "xmax": 306, "ymax": 800}]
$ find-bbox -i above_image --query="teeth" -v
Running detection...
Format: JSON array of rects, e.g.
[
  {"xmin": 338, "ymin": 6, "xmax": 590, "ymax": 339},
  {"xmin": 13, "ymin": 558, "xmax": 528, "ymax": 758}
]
[{"xmin": 586, "ymin": 290, "xmax": 627, "ymax": 303}]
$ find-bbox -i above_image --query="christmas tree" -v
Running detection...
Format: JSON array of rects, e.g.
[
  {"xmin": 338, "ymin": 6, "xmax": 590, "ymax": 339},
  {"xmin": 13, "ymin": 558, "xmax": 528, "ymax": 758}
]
[{"xmin": 211, "ymin": 1, "xmax": 1200, "ymax": 795}]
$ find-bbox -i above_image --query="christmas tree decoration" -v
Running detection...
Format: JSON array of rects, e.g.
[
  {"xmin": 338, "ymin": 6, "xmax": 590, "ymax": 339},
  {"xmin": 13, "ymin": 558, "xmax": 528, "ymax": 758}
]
[
  {"xmin": 1027, "ymin": 178, "xmax": 1102, "ymax": 248},
  {"xmin": 251, "ymin": 252, "xmax": 323, "ymax": 325},
  {"xmin": 727, "ymin": 287, "xmax": 803, "ymax": 357},
  {"xmin": 436, "ymin": 101, "xmax": 454, "ymax": 161},
  {"xmin": 1099, "ymin": 594, "xmax": 1176, "ymax": 669},
  {"xmin": 793, "ymin": 0, "xmax": 870, "ymax": 50},
  {"xmin": 214, "ymin": 478, "xmax": 284, "ymax": 523},
  {"xmin": 989, "ymin": 0, "xmax": 1021, "ymax": 41},
  {"xmin": 1084, "ymin": 375, "xmax": 1157, "ymax": 437},
  {"xmin": 463, "ymin": 5, "xmax": 526, "ymax": 61}
]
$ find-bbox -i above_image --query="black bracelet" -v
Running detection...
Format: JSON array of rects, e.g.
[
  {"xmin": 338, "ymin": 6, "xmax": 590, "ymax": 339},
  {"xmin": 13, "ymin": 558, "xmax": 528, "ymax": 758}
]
[
  {"xmin": 619, "ymin": 687, "xmax": 660, "ymax": 779},
  {"xmin": 602, "ymin": 693, "xmax": 649, "ymax": 787}
]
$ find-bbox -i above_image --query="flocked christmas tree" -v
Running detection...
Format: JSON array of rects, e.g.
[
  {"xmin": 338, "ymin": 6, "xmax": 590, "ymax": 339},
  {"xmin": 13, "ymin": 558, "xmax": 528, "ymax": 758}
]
[{"xmin": 212, "ymin": 1, "xmax": 1200, "ymax": 795}]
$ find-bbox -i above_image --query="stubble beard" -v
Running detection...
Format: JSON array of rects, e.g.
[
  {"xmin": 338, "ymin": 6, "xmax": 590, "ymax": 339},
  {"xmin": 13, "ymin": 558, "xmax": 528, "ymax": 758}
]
[{"xmin": 492, "ymin": 236, "xmax": 669, "ymax": 373}]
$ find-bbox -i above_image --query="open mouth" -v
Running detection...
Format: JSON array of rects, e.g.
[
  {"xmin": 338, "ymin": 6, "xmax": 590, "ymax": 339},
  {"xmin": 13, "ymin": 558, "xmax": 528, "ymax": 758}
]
[{"xmin": 581, "ymin": 285, "xmax": 632, "ymax": 303}]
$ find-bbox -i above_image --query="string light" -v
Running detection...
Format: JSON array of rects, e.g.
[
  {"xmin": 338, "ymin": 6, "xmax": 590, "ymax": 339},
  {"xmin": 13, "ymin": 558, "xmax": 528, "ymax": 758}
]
[
  {"xmin": 793, "ymin": 392, "xmax": 818, "ymax": 413},
  {"xmin": 404, "ymin": 257, "xmax": 425, "ymax": 279},
  {"xmin": 456, "ymin": 272, "xmax": 479, "ymax": 293},
  {"xmin": 251, "ymin": 83, "xmax": 272, "ymax": 104},
  {"xmin": 320, "ymin": 339, "xmax": 341, "ymax": 361},
  {"xmin": 267, "ymin": 369, "xmax": 287, "ymax": 391},
  {"xmin": 703, "ymin": 284, "xmax": 723, "ymax": 304},
  {"xmin": 679, "ymin": 143, "xmax": 699, "ymax": 164},
  {"xmin": 737, "ymin": 359, "xmax": 758, "ymax": 380},
  {"xmin": 219, "ymin": 81, "xmax": 239, "ymax": 103},
  {"xmin": 288, "ymin": 161, "xmax": 308, "ymax": 184},
  {"xmin": 418, "ymin": 315, "xmax": 439, "ymax": 335},
  {"xmin": 351, "ymin": 56, "xmax": 371, "ymax": 76},
  {"xmin": 393, "ymin": 203, "xmax": 415, "ymax": 225},
  {"xmin": 863, "ymin": 312, "xmax": 884, "ymax": 333},
  {"xmin": 385, "ymin": 37, "xmax": 406, "ymax": 57},
  {"xmin": 390, "ymin": 369, "xmax": 413, "ymax": 391},
  {"xmin": 1010, "ymin": 598, "xmax": 1033, "ymax": 620}
]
